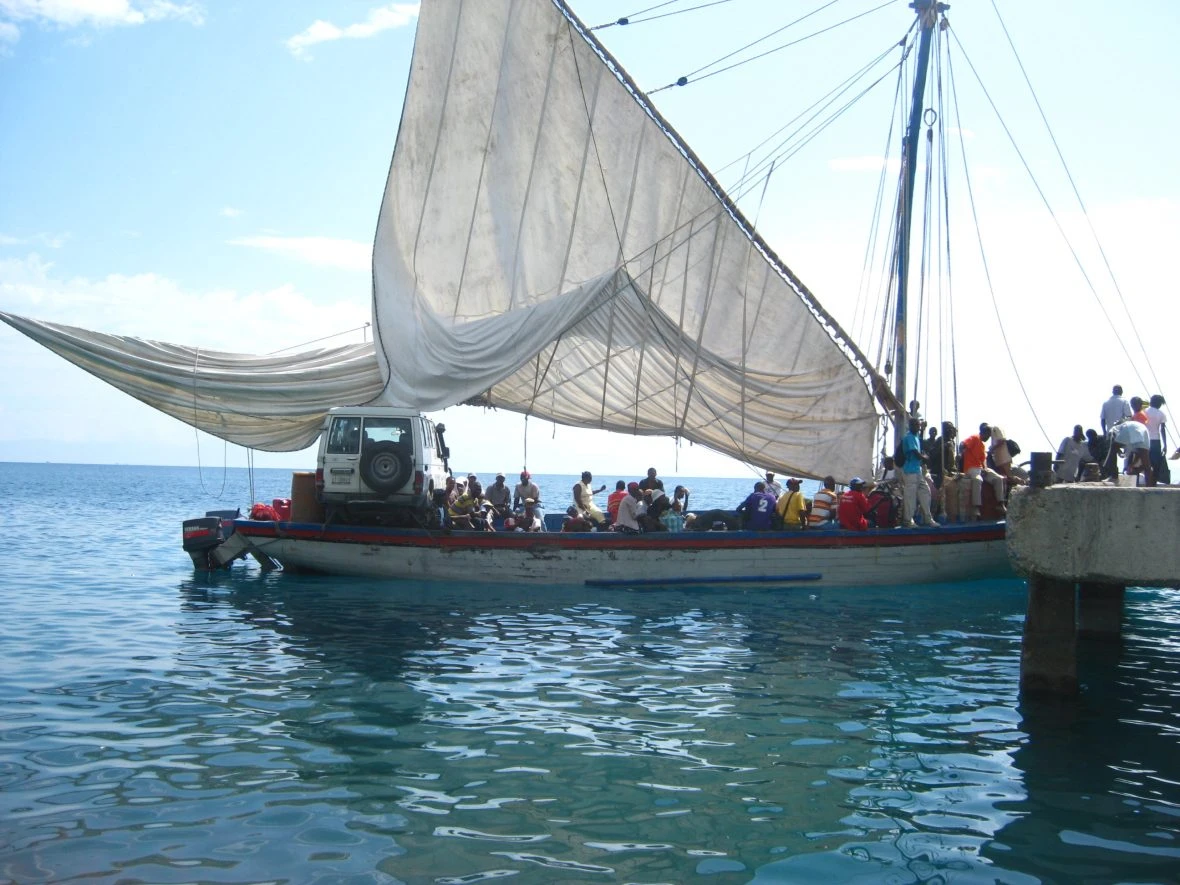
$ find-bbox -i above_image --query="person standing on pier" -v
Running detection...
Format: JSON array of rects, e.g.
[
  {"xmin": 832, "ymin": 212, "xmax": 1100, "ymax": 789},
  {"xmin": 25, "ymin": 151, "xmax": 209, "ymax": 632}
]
[
  {"xmin": 1056, "ymin": 425, "xmax": 1092, "ymax": 483},
  {"xmin": 1145, "ymin": 395, "xmax": 1169, "ymax": 484},
  {"xmin": 1101, "ymin": 385, "xmax": 1132, "ymax": 434},
  {"xmin": 1109, "ymin": 420, "xmax": 1154, "ymax": 486}
]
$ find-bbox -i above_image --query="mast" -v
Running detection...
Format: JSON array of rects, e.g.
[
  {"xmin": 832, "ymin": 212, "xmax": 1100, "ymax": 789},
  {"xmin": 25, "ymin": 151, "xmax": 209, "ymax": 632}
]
[{"xmin": 893, "ymin": 0, "xmax": 947, "ymax": 440}]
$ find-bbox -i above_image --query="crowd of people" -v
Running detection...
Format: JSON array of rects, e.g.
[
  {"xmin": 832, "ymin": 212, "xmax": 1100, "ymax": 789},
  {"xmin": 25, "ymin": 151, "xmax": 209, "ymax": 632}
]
[
  {"xmin": 1060, "ymin": 386, "xmax": 1171, "ymax": 487},
  {"xmin": 439, "ymin": 467, "xmax": 692, "ymax": 534},
  {"xmin": 438, "ymin": 386, "xmax": 1170, "ymax": 534}
]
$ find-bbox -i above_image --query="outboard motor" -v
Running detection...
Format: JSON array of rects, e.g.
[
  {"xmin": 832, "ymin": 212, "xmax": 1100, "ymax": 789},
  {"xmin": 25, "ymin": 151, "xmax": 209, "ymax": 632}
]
[{"xmin": 182, "ymin": 509, "xmax": 240, "ymax": 568}]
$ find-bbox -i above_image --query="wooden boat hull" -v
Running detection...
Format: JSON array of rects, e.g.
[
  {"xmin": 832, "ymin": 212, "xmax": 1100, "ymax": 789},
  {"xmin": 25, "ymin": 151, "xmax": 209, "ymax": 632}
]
[{"xmin": 211, "ymin": 520, "xmax": 1013, "ymax": 588}]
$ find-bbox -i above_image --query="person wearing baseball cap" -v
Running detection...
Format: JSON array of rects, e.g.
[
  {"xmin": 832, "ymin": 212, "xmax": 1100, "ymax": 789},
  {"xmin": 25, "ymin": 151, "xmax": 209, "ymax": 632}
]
[
  {"xmin": 775, "ymin": 477, "xmax": 809, "ymax": 529},
  {"xmin": 838, "ymin": 477, "xmax": 872, "ymax": 531},
  {"xmin": 513, "ymin": 470, "xmax": 541, "ymax": 510}
]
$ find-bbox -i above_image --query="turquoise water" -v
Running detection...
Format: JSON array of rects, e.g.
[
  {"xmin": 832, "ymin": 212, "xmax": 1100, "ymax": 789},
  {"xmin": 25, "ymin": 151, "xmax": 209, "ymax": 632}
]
[{"xmin": 1, "ymin": 463, "xmax": 1177, "ymax": 884}]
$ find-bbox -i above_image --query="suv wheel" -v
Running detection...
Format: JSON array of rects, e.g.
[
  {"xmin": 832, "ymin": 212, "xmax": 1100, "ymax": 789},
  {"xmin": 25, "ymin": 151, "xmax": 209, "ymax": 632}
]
[{"xmin": 360, "ymin": 441, "xmax": 413, "ymax": 494}]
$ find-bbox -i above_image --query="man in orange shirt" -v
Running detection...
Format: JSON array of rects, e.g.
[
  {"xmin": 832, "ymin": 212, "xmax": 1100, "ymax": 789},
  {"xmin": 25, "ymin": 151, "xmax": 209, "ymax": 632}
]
[{"xmin": 960, "ymin": 423, "xmax": 1007, "ymax": 518}]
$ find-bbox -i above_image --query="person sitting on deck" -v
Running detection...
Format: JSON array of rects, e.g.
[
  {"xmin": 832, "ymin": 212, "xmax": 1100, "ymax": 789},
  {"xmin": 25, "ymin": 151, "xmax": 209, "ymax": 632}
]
[
  {"xmin": 987, "ymin": 426, "xmax": 1027, "ymax": 484},
  {"xmin": 808, "ymin": 476, "xmax": 839, "ymax": 527},
  {"xmin": 837, "ymin": 477, "xmax": 872, "ymax": 531},
  {"xmin": 640, "ymin": 488, "xmax": 671, "ymax": 531},
  {"xmin": 763, "ymin": 471, "xmax": 783, "ymax": 496},
  {"xmin": 877, "ymin": 456, "xmax": 898, "ymax": 484},
  {"xmin": 513, "ymin": 470, "xmax": 541, "ymax": 510},
  {"xmin": 736, "ymin": 481, "xmax": 777, "ymax": 531},
  {"xmin": 606, "ymin": 480, "xmax": 628, "ymax": 523},
  {"xmin": 961, "ymin": 423, "xmax": 1007, "ymax": 518},
  {"xmin": 448, "ymin": 482, "xmax": 490, "ymax": 530},
  {"xmin": 775, "ymin": 477, "xmax": 810, "ymax": 529},
  {"xmin": 484, "ymin": 473, "xmax": 512, "ymax": 517},
  {"xmin": 561, "ymin": 506, "xmax": 595, "ymax": 532},
  {"xmin": 660, "ymin": 500, "xmax": 686, "ymax": 532},
  {"xmin": 514, "ymin": 498, "xmax": 544, "ymax": 532},
  {"xmin": 613, "ymin": 482, "xmax": 646, "ymax": 534},
  {"xmin": 573, "ymin": 471, "xmax": 607, "ymax": 525},
  {"xmin": 638, "ymin": 467, "xmax": 665, "ymax": 493}
]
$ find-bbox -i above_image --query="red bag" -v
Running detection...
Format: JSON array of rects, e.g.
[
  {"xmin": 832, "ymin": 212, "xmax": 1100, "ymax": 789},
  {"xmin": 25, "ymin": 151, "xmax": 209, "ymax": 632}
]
[
  {"xmin": 271, "ymin": 498, "xmax": 292, "ymax": 521},
  {"xmin": 250, "ymin": 503, "xmax": 279, "ymax": 521}
]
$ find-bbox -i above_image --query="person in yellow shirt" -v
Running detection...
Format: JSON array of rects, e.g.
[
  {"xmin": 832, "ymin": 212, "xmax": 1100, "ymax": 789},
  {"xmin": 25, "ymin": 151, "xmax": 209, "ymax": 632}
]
[{"xmin": 775, "ymin": 477, "xmax": 810, "ymax": 529}]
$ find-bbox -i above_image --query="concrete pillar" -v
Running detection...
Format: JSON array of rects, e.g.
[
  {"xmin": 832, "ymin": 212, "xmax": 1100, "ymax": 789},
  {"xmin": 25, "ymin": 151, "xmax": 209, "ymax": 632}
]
[
  {"xmin": 1077, "ymin": 582, "xmax": 1125, "ymax": 639},
  {"xmin": 1020, "ymin": 574, "xmax": 1078, "ymax": 696}
]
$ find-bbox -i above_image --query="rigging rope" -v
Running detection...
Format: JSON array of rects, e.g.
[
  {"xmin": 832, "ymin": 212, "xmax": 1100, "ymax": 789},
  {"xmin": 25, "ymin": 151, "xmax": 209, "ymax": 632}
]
[
  {"xmin": 650, "ymin": 0, "xmax": 897, "ymax": 93},
  {"xmin": 989, "ymin": 0, "xmax": 1171, "ymax": 429},
  {"xmin": 591, "ymin": 0, "xmax": 737, "ymax": 31},
  {"xmin": 265, "ymin": 322, "xmax": 371, "ymax": 355},
  {"xmin": 655, "ymin": 0, "xmax": 841, "ymax": 83},
  {"xmin": 945, "ymin": 33, "xmax": 1053, "ymax": 449},
  {"xmin": 190, "ymin": 345, "xmax": 228, "ymax": 498}
]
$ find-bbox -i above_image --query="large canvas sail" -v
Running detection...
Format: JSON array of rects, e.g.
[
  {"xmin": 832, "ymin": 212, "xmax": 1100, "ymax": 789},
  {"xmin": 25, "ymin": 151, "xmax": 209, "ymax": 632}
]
[
  {"xmin": 0, "ymin": 312, "xmax": 385, "ymax": 452},
  {"xmin": 371, "ymin": 0, "xmax": 884, "ymax": 481},
  {"xmin": 2, "ymin": 0, "xmax": 892, "ymax": 479}
]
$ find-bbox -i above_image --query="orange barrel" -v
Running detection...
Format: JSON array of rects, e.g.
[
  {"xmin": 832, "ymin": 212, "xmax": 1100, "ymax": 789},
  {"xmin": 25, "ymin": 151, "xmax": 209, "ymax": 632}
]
[{"xmin": 290, "ymin": 471, "xmax": 325, "ymax": 523}]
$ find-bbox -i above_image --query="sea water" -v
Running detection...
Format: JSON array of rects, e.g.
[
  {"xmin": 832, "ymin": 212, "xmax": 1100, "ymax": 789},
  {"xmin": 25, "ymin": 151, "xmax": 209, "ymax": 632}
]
[{"xmin": 1, "ymin": 462, "xmax": 1177, "ymax": 884}]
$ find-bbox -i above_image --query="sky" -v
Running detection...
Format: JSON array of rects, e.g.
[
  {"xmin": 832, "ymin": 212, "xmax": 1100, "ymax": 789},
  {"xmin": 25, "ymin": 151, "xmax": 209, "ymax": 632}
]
[{"xmin": 1, "ymin": 0, "xmax": 1177, "ymax": 480}]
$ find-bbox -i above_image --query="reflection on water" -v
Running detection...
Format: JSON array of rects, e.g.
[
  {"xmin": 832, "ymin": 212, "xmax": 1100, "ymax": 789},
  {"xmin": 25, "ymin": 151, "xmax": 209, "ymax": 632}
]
[{"xmin": 1, "ymin": 464, "xmax": 1178, "ymax": 883}]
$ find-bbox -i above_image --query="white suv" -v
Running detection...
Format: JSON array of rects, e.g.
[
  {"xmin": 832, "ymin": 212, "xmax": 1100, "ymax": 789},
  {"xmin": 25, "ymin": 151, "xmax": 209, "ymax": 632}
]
[{"xmin": 315, "ymin": 407, "xmax": 450, "ymax": 524}]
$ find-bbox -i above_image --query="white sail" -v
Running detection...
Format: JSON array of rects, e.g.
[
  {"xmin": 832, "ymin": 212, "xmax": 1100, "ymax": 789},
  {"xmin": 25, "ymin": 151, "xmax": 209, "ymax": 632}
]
[
  {"xmin": 2, "ymin": 0, "xmax": 893, "ymax": 479},
  {"xmin": 371, "ymin": 0, "xmax": 884, "ymax": 481},
  {"xmin": 0, "ymin": 312, "xmax": 384, "ymax": 452}
]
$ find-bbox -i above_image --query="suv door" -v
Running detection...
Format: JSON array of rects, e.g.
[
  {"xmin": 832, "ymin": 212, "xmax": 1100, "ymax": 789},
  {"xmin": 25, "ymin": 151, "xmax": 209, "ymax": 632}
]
[
  {"xmin": 322, "ymin": 415, "xmax": 363, "ymax": 497},
  {"xmin": 358, "ymin": 416, "xmax": 415, "ymax": 498}
]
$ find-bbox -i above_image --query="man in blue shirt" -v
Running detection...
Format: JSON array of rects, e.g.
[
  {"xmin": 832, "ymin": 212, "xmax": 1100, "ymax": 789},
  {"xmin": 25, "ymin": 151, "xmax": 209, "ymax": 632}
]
[
  {"xmin": 736, "ymin": 481, "xmax": 778, "ymax": 530},
  {"xmin": 901, "ymin": 417, "xmax": 937, "ymax": 527}
]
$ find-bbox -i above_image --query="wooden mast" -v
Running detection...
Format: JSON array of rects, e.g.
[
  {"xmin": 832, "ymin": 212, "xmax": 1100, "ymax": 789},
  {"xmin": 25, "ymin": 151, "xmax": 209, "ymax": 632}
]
[{"xmin": 894, "ymin": 0, "xmax": 948, "ymax": 440}]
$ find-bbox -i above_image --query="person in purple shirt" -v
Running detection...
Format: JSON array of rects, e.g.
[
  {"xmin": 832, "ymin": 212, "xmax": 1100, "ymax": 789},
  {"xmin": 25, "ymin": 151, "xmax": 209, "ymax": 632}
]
[{"xmin": 736, "ymin": 481, "xmax": 778, "ymax": 531}]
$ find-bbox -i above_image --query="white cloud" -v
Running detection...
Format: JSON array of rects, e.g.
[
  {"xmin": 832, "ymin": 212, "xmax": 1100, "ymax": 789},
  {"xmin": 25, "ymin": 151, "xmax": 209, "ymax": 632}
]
[
  {"xmin": 0, "ymin": 18, "xmax": 18, "ymax": 42},
  {"xmin": 220, "ymin": 206, "xmax": 242, "ymax": 218},
  {"xmin": 0, "ymin": 0, "xmax": 203, "ymax": 29},
  {"xmin": 0, "ymin": 252, "xmax": 369, "ymax": 351},
  {"xmin": 228, "ymin": 235, "xmax": 371, "ymax": 272},
  {"xmin": 0, "ymin": 231, "xmax": 68, "ymax": 248},
  {"xmin": 286, "ymin": 2, "xmax": 418, "ymax": 60}
]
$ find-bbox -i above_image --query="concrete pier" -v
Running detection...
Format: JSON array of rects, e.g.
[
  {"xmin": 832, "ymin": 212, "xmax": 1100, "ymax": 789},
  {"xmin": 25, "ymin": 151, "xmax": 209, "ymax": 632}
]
[{"xmin": 1006, "ymin": 482, "xmax": 1180, "ymax": 696}]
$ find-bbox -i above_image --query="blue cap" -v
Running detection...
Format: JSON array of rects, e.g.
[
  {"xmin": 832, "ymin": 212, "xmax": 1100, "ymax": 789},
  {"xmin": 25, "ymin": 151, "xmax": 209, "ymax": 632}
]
[{"xmin": 850, "ymin": 477, "xmax": 864, "ymax": 487}]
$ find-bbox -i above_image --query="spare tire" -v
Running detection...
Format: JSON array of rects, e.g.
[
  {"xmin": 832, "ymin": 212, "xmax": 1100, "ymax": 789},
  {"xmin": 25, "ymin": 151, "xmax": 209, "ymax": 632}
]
[{"xmin": 360, "ymin": 441, "xmax": 413, "ymax": 495}]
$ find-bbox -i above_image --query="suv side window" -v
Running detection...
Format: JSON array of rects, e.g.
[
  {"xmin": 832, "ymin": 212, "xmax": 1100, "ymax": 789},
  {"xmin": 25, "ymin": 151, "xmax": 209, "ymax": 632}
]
[
  {"xmin": 420, "ymin": 418, "xmax": 434, "ymax": 456},
  {"xmin": 363, "ymin": 417, "xmax": 413, "ymax": 449},
  {"xmin": 326, "ymin": 417, "xmax": 362, "ymax": 454}
]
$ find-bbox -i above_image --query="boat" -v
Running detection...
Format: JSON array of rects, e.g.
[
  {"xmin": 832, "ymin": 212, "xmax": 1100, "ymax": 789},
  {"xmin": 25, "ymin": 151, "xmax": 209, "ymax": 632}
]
[{"xmin": 3, "ymin": 0, "xmax": 1023, "ymax": 587}]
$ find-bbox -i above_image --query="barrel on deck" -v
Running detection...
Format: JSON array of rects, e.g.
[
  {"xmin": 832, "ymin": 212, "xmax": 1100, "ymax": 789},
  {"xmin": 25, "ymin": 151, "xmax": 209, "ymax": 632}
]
[{"xmin": 290, "ymin": 470, "xmax": 325, "ymax": 523}]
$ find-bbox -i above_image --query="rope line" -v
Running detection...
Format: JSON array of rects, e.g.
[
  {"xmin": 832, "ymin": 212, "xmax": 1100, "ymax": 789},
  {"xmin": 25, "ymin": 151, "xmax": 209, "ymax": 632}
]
[
  {"xmin": 591, "ymin": 0, "xmax": 737, "ymax": 31},
  {"xmin": 947, "ymin": 30, "xmax": 1053, "ymax": 449},
  {"xmin": 650, "ymin": 0, "xmax": 896, "ymax": 93},
  {"xmin": 989, "ymin": 0, "xmax": 1171, "ymax": 428}
]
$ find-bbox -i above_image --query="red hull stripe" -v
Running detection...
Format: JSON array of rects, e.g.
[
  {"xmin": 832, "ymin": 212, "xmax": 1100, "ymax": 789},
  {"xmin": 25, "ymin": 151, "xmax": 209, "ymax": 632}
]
[{"xmin": 234, "ymin": 522, "xmax": 1005, "ymax": 550}]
